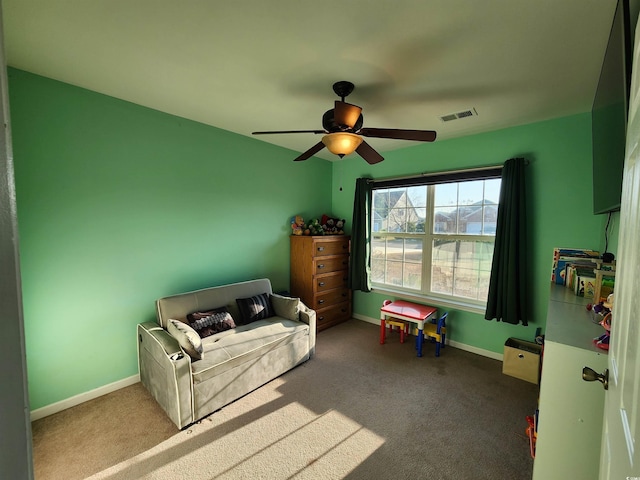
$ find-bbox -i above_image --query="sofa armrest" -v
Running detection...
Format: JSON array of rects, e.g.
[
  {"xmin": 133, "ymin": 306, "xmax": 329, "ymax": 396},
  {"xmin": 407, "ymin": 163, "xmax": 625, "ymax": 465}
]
[
  {"xmin": 298, "ymin": 302, "xmax": 316, "ymax": 357},
  {"xmin": 137, "ymin": 322, "xmax": 193, "ymax": 429}
]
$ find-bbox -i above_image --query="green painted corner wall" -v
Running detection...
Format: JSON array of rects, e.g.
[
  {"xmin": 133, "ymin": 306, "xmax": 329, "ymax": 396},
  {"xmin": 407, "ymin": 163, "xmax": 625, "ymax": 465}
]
[
  {"xmin": 8, "ymin": 69, "xmax": 332, "ymax": 410},
  {"xmin": 9, "ymin": 65, "xmax": 613, "ymax": 410},
  {"xmin": 331, "ymin": 113, "xmax": 606, "ymax": 354}
]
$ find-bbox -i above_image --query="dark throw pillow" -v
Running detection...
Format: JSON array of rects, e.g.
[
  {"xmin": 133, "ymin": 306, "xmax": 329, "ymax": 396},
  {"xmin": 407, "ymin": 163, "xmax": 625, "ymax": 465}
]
[
  {"xmin": 187, "ymin": 307, "xmax": 236, "ymax": 338},
  {"xmin": 236, "ymin": 293, "xmax": 274, "ymax": 324}
]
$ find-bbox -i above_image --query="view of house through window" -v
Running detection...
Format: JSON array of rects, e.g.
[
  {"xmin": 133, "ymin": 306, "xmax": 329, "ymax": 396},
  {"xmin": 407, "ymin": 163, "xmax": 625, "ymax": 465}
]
[{"xmin": 371, "ymin": 177, "xmax": 501, "ymax": 304}]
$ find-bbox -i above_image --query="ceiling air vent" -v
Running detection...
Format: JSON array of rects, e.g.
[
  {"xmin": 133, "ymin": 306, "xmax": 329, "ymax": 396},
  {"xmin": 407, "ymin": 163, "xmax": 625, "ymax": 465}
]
[{"xmin": 439, "ymin": 108, "xmax": 478, "ymax": 122}]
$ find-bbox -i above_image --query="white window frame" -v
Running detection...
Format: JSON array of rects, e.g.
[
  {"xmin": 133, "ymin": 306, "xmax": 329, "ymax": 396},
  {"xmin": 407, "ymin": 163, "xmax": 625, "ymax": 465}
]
[{"xmin": 370, "ymin": 170, "xmax": 502, "ymax": 314}]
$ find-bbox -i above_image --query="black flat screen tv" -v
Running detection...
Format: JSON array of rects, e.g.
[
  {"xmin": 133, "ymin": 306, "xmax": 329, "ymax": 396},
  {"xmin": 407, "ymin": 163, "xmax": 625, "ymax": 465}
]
[{"xmin": 592, "ymin": 0, "xmax": 632, "ymax": 215}]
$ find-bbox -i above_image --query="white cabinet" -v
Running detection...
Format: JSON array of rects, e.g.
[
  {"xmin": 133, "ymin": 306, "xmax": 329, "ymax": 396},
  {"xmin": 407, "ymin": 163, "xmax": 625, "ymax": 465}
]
[{"xmin": 532, "ymin": 286, "xmax": 609, "ymax": 480}]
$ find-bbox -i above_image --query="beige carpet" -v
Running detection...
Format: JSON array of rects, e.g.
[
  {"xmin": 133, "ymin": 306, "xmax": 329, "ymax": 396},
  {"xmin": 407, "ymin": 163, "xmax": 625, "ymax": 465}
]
[{"xmin": 32, "ymin": 319, "xmax": 538, "ymax": 479}]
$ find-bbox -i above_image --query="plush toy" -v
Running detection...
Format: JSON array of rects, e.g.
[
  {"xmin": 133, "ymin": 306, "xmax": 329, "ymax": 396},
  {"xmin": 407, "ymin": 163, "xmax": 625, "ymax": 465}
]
[
  {"xmin": 320, "ymin": 214, "xmax": 346, "ymax": 235},
  {"xmin": 324, "ymin": 218, "xmax": 336, "ymax": 234},
  {"xmin": 306, "ymin": 218, "xmax": 324, "ymax": 236},
  {"xmin": 593, "ymin": 293, "xmax": 613, "ymax": 351},
  {"xmin": 290, "ymin": 215, "xmax": 305, "ymax": 236}
]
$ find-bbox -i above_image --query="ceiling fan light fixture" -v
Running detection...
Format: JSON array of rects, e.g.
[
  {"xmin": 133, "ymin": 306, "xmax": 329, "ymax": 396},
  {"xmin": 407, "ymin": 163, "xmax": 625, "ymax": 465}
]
[{"xmin": 322, "ymin": 132, "xmax": 363, "ymax": 157}]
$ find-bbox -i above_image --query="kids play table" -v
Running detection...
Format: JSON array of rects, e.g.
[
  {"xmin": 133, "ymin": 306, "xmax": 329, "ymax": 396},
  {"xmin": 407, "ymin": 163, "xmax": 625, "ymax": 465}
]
[{"xmin": 380, "ymin": 300, "xmax": 438, "ymax": 357}]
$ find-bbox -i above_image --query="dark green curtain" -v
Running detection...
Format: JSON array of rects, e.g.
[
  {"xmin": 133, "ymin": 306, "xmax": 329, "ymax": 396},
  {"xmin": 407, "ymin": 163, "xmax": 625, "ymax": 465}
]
[
  {"xmin": 485, "ymin": 158, "xmax": 528, "ymax": 326},
  {"xmin": 348, "ymin": 178, "xmax": 373, "ymax": 292}
]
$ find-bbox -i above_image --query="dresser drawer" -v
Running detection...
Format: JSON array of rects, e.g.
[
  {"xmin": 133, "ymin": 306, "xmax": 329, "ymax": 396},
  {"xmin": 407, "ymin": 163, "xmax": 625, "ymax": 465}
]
[
  {"xmin": 313, "ymin": 287, "xmax": 351, "ymax": 310},
  {"xmin": 315, "ymin": 271, "xmax": 349, "ymax": 292},
  {"xmin": 291, "ymin": 235, "xmax": 351, "ymax": 333},
  {"xmin": 313, "ymin": 238, "xmax": 350, "ymax": 257},
  {"xmin": 314, "ymin": 255, "xmax": 349, "ymax": 274},
  {"xmin": 316, "ymin": 301, "xmax": 351, "ymax": 331}
]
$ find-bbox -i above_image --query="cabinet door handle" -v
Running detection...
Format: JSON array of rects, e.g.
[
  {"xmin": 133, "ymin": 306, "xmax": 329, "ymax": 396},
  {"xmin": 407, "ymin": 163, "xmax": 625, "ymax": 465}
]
[
  {"xmin": 318, "ymin": 264, "xmax": 325, "ymax": 269},
  {"xmin": 317, "ymin": 247, "xmax": 325, "ymax": 252}
]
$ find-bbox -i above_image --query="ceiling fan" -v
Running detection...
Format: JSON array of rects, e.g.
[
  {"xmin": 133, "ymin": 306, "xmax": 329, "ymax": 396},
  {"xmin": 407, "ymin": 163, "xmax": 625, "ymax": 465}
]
[{"xmin": 252, "ymin": 81, "xmax": 437, "ymax": 164}]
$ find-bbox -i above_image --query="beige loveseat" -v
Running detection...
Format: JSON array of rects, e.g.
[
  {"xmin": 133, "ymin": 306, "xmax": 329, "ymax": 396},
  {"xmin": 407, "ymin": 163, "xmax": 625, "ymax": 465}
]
[{"xmin": 137, "ymin": 278, "xmax": 316, "ymax": 429}]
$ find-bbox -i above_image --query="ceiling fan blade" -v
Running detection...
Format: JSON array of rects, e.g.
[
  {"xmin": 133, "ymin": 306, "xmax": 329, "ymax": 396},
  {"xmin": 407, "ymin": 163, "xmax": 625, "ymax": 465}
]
[
  {"xmin": 355, "ymin": 141, "xmax": 384, "ymax": 165},
  {"xmin": 252, "ymin": 130, "xmax": 325, "ymax": 135},
  {"xmin": 359, "ymin": 127, "xmax": 437, "ymax": 142},
  {"xmin": 294, "ymin": 142, "xmax": 326, "ymax": 162},
  {"xmin": 334, "ymin": 101, "xmax": 362, "ymax": 129}
]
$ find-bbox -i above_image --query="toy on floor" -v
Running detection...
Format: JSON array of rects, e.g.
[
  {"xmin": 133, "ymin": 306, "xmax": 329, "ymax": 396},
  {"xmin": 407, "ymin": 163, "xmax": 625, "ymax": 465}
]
[{"xmin": 593, "ymin": 294, "xmax": 614, "ymax": 351}]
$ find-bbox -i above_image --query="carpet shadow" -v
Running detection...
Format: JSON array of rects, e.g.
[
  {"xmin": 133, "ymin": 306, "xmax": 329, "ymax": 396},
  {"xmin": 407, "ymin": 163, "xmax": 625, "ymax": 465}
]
[{"xmin": 88, "ymin": 320, "xmax": 537, "ymax": 480}]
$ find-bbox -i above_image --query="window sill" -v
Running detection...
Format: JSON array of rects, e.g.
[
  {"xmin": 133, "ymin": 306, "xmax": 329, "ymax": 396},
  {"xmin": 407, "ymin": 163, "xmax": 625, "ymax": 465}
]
[{"xmin": 370, "ymin": 286, "xmax": 487, "ymax": 315}]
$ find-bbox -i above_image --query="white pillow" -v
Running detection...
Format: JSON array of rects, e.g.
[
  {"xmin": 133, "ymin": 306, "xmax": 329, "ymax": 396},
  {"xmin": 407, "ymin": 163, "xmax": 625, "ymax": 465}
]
[
  {"xmin": 270, "ymin": 293, "xmax": 300, "ymax": 321},
  {"xmin": 167, "ymin": 319, "xmax": 203, "ymax": 360}
]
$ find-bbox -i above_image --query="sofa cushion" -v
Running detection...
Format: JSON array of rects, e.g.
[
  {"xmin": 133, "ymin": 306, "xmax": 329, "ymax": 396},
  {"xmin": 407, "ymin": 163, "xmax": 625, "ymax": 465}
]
[
  {"xmin": 187, "ymin": 307, "xmax": 236, "ymax": 338},
  {"xmin": 236, "ymin": 292, "xmax": 273, "ymax": 324},
  {"xmin": 192, "ymin": 317, "xmax": 308, "ymax": 384},
  {"xmin": 167, "ymin": 319, "xmax": 203, "ymax": 360},
  {"xmin": 270, "ymin": 293, "xmax": 300, "ymax": 321}
]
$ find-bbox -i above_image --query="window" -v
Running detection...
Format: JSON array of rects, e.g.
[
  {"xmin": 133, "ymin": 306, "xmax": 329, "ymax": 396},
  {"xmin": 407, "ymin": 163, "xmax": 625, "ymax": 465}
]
[{"xmin": 371, "ymin": 175, "xmax": 501, "ymax": 306}]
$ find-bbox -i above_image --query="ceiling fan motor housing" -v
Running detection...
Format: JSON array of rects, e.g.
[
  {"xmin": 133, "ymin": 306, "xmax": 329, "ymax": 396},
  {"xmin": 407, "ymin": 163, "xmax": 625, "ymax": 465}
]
[{"xmin": 322, "ymin": 109, "xmax": 363, "ymax": 133}]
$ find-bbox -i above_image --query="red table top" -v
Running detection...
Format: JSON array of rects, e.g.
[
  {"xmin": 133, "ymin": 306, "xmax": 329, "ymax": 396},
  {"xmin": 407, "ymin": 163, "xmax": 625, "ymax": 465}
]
[{"xmin": 380, "ymin": 300, "xmax": 437, "ymax": 320}]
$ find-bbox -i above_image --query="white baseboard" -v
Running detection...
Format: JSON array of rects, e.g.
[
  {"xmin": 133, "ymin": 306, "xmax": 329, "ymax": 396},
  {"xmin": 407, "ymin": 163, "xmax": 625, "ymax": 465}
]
[
  {"xmin": 30, "ymin": 374, "xmax": 140, "ymax": 421},
  {"xmin": 31, "ymin": 316, "xmax": 502, "ymax": 421},
  {"xmin": 352, "ymin": 314, "xmax": 503, "ymax": 361}
]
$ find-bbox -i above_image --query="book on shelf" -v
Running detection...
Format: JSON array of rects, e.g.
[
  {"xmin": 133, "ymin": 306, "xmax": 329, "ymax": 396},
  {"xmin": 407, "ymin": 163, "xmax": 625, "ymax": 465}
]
[
  {"xmin": 566, "ymin": 263, "xmax": 598, "ymax": 290},
  {"xmin": 575, "ymin": 275, "xmax": 597, "ymax": 298},
  {"xmin": 551, "ymin": 248, "xmax": 600, "ymax": 285}
]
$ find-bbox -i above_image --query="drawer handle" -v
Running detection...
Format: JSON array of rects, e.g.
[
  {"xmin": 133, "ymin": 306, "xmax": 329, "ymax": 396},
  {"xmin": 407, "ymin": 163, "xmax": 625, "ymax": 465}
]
[
  {"xmin": 318, "ymin": 264, "xmax": 325, "ymax": 269},
  {"xmin": 343, "ymin": 244, "xmax": 348, "ymax": 249},
  {"xmin": 318, "ymin": 300, "xmax": 325, "ymax": 304},
  {"xmin": 341, "ymin": 308, "xmax": 347, "ymax": 313},
  {"xmin": 342, "ymin": 292, "xmax": 347, "ymax": 297},
  {"xmin": 318, "ymin": 282, "xmax": 325, "ymax": 287},
  {"xmin": 342, "ymin": 260, "xmax": 348, "ymax": 265},
  {"xmin": 317, "ymin": 247, "xmax": 325, "ymax": 252},
  {"xmin": 319, "ymin": 316, "xmax": 325, "ymax": 321}
]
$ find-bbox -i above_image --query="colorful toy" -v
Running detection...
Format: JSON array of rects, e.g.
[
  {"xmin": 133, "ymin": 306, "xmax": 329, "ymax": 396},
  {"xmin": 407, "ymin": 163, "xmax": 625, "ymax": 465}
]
[
  {"xmin": 320, "ymin": 214, "xmax": 346, "ymax": 235},
  {"xmin": 593, "ymin": 293, "xmax": 613, "ymax": 350},
  {"xmin": 290, "ymin": 215, "xmax": 305, "ymax": 236},
  {"xmin": 306, "ymin": 218, "xmax": 324, "ymax": 235}
]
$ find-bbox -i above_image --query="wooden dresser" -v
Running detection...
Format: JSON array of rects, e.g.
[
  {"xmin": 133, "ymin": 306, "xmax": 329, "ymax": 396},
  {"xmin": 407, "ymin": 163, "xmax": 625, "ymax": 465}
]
[{"xmin": 290, "ymin": 235, "xmax": 351, "ymax": 332}]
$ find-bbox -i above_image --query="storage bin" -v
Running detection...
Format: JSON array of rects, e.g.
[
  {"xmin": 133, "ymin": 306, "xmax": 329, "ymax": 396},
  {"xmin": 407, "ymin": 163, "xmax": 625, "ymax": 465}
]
[{"xmin": 503, "ymin": 337, "xmax": 542, "ymax": 384}]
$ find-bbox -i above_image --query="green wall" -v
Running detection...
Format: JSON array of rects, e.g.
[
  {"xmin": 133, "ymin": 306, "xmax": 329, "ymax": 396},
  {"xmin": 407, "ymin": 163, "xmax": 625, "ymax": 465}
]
[
  {"xmin": 8, "ymin": 69, "xmax": 332, "ymax": 410},
  {"xmin": 10, "ymin": 67, "xmax": 610, "ymax": 411},
  {"xmin": 331, "ymin": 113, "xmax": 605, "ymax": 354}
]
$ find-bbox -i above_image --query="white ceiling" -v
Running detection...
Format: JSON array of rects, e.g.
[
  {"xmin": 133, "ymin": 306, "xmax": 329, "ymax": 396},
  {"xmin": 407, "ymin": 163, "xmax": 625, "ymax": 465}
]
[{"xmin": 1, "ymin": 0, "xmax": 624, "ymax": 161}]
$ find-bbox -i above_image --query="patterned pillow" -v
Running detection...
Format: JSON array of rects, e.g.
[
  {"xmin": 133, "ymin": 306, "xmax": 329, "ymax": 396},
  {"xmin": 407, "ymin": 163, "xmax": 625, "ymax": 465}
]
[
  {"xmin": 187, "ymin": 307, "xmax": 236, "ymax": 338},
  {"xmin": 236, "ymin": 292, "xmax": 274, "ymax": 324},
  {"xmin": 167, "ymin": 319, "xmax": 203, "ymax": 360}
]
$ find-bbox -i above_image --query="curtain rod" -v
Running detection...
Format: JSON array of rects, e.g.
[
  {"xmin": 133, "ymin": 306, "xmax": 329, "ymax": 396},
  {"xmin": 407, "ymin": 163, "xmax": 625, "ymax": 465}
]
[
  {"xmin": 369, "ymin": 158, "xmax": 529, "ymax": 184},
  {"xmin": 370, "ymin": 164, "xmax": 502, "ymax": 184}
]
